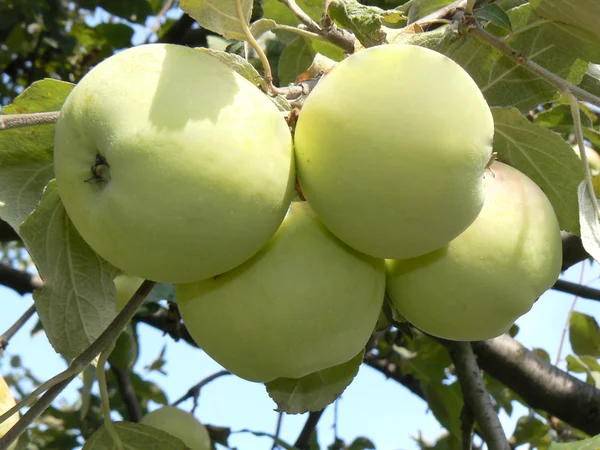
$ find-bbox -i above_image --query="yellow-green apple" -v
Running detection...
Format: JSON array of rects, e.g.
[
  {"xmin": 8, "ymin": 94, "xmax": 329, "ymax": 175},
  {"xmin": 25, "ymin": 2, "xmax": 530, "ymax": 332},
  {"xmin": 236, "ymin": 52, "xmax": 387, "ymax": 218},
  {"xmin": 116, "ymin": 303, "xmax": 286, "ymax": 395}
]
[
  {"xmin": 294, "ymin": 44, "xmax": 494, "ymax": 259},
  {"xmin": 176, "ymin": 201, "xmax": 385, "ymax": 382},
  {"xmin": 386, "ymin": 161, "xmax": 562, "ymax": 341},
  {"xmin": 140, "ymin": 406, "xmax": 210, "ymax": 450},
  {"xmin": 54, "ymin": 43, "xmax": 295, "ymax": 283},
  {"xmin": 0, "ymin": 376, "xmax": 19, "ymax": 450}
]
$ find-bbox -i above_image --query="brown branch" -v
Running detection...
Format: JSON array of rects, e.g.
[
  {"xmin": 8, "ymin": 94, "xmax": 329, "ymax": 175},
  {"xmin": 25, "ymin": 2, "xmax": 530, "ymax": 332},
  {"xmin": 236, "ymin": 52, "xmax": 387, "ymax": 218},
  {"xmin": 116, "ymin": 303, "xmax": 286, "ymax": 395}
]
[
  {"xmin": 294, "ymin": 409, "xmax": 325, "ymax": 450},
  {"xmin": 552, "ymin": 279, "xmax": 600, "ymax": 301},
  {"xmin": 171, "ymin": 370, "xmax": 231, "ymax": 411},
  {"xmin": 0, "ymin": 305, "xmax": 36, "ymax": 351},
  {"xmin": 472, "ymin": 334, "xmax": 600, "ymax": 435},
  {"xmin": 467, "ymin": 24, "xmax": 600, "ymax": 109},
  {"xmin": 0, "ymin": 112, "xmax": 60, "ymax": 130},
  {"xmin": 444, "ymin": 341, "xmax": 509, "ymax": 450},
  {"xmin": 111, "ymin": 365, "xmax": 142, "ymax": 423},
  {"xmin": 0, "ymin": 264, "xmax": 43, "ymax": 295}
]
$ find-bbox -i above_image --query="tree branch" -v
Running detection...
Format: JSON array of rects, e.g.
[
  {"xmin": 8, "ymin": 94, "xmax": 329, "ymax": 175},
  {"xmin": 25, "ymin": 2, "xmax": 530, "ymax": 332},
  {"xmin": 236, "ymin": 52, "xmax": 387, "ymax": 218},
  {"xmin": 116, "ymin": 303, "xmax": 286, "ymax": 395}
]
[
  {"xmin": 552, "ymin": 279, "xmax": 600, "ymax": 301},
  {"xmin": 467, "ymin": 24, "xmax": 600, "ymax": 109},
  {"xmin": 111, "ymin": 365, "xmax": 142, "ymax": 423},
  {"xmin": 444, "ymin": 341, "xmax": 509, "ymax": 450},
  {"xmin": 0, "ymin": 112, "xmax": 60, "ymax": 130},
  {"xmin": 0, "ymin": 280, "xmax": 157, "ymax": 448},
  {"xmin": 171, "ymin": 370, "xmax": 231, "ymax": 411},
  {"xmin": 294, "ymin": 409, "xmax": 324, "ymax": 450},
  {"xmin": 0, "ymin": 264, "xmax": 43, "ymax": 295},
  {"xmin": 0, "ymin": 305, "xmax": 36, "ymax": 351},
  {"xmin": 472, "ymin": 334, "xmax": 600, "ymax": 435}
]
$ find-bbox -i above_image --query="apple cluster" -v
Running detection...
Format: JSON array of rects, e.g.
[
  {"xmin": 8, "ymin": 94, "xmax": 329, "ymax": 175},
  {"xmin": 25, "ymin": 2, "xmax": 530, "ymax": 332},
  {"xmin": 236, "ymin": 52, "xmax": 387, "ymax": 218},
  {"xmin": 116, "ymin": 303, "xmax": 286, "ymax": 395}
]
[{"xmin": 53, "ymin": 43, "xmax": 562, "ymax": 385}]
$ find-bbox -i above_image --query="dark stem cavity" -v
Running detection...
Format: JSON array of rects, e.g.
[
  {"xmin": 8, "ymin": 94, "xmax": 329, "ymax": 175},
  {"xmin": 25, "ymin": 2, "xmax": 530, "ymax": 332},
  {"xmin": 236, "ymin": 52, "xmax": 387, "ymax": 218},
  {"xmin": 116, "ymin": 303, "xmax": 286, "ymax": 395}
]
[{"xmin": 85, "ymin": 153, "xmax": 111, "ymax": 184}]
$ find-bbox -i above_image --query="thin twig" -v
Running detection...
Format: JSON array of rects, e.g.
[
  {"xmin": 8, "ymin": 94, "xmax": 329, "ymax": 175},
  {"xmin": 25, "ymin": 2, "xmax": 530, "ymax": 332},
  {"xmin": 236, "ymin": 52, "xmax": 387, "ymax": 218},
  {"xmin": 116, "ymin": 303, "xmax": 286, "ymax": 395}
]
[
  {"xmin": 171, "ymin": 370, "xmax": 231, "ymax": 412},
  {"xmin": 97, "ymin": 342, "xmax": 124, "ymax": 450},
  {"xmin": 0, "ymin": 112, "xmax": 60, "ymax": 130},
  {"xmin": 111, "ymin": 365, "xmax": 142, "ymax": 423},
  {"xmin": 0, "ymin": 280, "xmax": 156, "ymax": 448},
  {"xmin": 416, "ymin": 0, "xmax": 467, "ymax": 26},
  {"xmin": 0, "ymin": 305, "xmax": 36, "ymax": 351},
  {"xmin": 444, "ymin": 341, "xmax": 510, "ymax": 450},
  {"xmin": 294, "ymin": 409, "xmax": 325, "ymax": 450},
  {"xmin": 555, "ymin": 264, "xmax": 585, "ymax": 366},
  {"xmin": 468, "ymin": 25, "xmax": 600, "ymax": 109},
  {"xmin": 146, "ymin": 0, "xmax": 174, "ymax": 43},
  {"xmin": 552, "ymin": 278, "xmax": 600, "ymax": 302},
  {"xmin": 271, "ymin": 412, "xmax": 284, "ymax": 450}
]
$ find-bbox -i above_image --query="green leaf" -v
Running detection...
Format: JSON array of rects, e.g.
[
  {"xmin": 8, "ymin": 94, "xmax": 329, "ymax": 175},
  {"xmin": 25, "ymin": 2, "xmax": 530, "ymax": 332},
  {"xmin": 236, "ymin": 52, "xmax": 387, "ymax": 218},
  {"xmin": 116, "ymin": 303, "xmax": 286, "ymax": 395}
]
[
  {"xmin": 492, "ymin": 107, "xmax": 583, "ymax": 234},
  {"xmin": 423, "ymin": 381, "xmax": 463, "ymax": 439},
  {"xmin": 0, "ymin": 79, "xmax": 73, "ymax": 232},
  {"xmin": 474, "ymin": 4, "xmax": 512, "ymax": 31},
  {"xmin": 278, "ymin": 37, "xmax": 315, "ymax": 86},
  {"xmin": 531, "ymin": 0, "xmax": 600, "ymax": 43},
  {"xmin": 180, "ymin": 0, "xmax": 253, "ymax": 40},
  {"xmin": 20, "ymin": 181, "xmax": 120, "ymax": 359},
  {"xmin": 548, "ymin": 434, "xmax": 600, "ymax": 450},
  {"xmin": 579, "ymin": 64, "xmax": 600, "ymax": 98},
  {"xmin": 578, "ymin": 180, "xmax": 600, "ymax": 263},
  {"xmin": 328, "ymin": 0, "xmax": 392, "ymax": 47},
  {"xmin": 198, "ymin": 48, "xmax": 268, "ymax": 90},
  {"xmin": 534, "ymin": 104, "xmax": 593, "ymax": 132},
  {"xmin": 265, "ymin": 350, "xmax": 363, "ymax": 414},
  {"xmin": 400, "ymin": 4, "xmax": 590, "ymax": 111},
  {"xmin": 108, "ymin": 324, "xmax": 139, "ymax": 371},
  {"xmin": 407, "ymin": 0, "xmax": 454, "ymax": 23},
  {"xmin": 83, "ymin": 422, "xmax": 188, "ymax": 450},
  {"xmin": 511, "ymin": 416, "xmax": 552, "ymax": 449},
  {"xmin": 566, "ymin": 354, "xmax": 600, "ymax": 387},
  {"xmin": 569, "ymin": 311, "xmax": 600, "ymax": 358}
]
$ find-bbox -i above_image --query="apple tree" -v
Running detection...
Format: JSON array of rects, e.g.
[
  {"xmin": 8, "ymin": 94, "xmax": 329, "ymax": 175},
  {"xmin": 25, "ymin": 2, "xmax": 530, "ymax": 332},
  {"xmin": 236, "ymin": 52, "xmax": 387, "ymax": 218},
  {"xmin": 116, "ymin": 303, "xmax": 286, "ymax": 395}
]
[{"xmin": 1, "ymin": 0, "xmax": 600, "ymax": 449}]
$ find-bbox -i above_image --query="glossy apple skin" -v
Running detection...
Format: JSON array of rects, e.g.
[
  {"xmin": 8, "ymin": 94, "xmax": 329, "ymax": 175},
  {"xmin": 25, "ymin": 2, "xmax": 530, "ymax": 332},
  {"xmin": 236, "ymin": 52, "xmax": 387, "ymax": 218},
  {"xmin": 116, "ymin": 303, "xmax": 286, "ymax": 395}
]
[
  {"xmin": 176, "ymin": 201, "xmax": 385, "ymax": 382},
  {"xmin": 0, "ymin": 376, "xmax": 18, "ymax": 450},
  {"xmin": 386, "ymin": 161, "xmax": 562, "ymax": 341},
  {"xmin": 54, "ymin": 43, "xmax": 295, "ymax": 284},
  {"xmin": 294, "ymin": 44, "xmax": 494, "ymax": 259},
  {"xmin": 140, "ymin": 406, "xmax": 210, "ymax": 450}
]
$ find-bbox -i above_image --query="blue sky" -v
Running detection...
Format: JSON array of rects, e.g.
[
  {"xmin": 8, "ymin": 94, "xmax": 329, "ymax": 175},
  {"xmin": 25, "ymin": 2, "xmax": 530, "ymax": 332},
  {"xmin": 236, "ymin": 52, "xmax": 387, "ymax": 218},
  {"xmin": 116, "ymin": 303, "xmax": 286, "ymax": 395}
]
[{"xmin": 1, "ymin": 5, "xmax": 599, "ymax": 449}]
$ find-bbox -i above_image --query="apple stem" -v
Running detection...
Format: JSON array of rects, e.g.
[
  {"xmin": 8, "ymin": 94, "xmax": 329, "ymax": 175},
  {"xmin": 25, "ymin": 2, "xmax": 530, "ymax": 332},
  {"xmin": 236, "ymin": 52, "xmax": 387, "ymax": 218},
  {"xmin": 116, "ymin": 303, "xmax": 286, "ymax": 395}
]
[
  {"xmin": 235, "ymin": 0, "xmax": 286, "ymax": 96},
  {"xmin": 97, "ymin": 341, "xmax": 125, "ymax": 450}
]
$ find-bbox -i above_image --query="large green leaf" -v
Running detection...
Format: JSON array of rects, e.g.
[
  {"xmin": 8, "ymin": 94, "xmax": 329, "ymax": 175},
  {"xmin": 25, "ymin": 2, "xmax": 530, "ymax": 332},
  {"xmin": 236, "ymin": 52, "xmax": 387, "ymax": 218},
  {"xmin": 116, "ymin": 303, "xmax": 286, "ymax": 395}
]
[
  {"xmin": 20, "ymin": 181, "xmax": 120, "ymax": 359},
  {"xmin": 492, "ymin": 107, "xmax": 583, "ymax": 234},
  {"xmin": 569, "ymin": 311, "xmax": 600, "ymax": 358},
  {"xmin": 83, "ymin": 422, "xmax": 188, "ymax": 450},
  {"xmin": 0, "ymin": 79, "xmax": 73, "ymax": 232},
  {"xmin": 265, "ymin": 350, "xmax": 363, "ymax": 414},
  {"xmin": 278, "ymin": 37, "xmax": 315, "ymax": 86},
  {"xmin": 531, "ymin": 0, "xmax": 600, "ymax": 44},
  {"xmin": 549, "ymin": 433, "xmax": 600, "ymax": 450},
  {"xmin": 180, "ymin": 0, "xmax": 253, "ymax": 40}
]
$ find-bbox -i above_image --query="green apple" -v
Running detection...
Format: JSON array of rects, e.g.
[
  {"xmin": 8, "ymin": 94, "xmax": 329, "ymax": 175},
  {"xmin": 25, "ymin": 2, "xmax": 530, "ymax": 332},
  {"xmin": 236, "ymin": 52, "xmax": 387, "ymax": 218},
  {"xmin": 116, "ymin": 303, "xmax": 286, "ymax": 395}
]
[
  {"xmin": 294, "ymin": 44, "xmax": 494, "ymax": 259},
  {"xmin": 54, "ymin": 43, "xmax": 295, "ymax": 284},
  {"xmin": 114, "ymin": 274, "xmax": 144, "ymax": 312},
  {"xmin": 140, "ymin": 406, "xmax": 210, "ymax": 450},
  {"xmin": 176, "ymin": 201, "xmax": 385, "ymax": 382},
  {"xmin": 0, "ymin": 376, "xmax": 19, "ymax": 450},
  {"xmin": 386, "ymin": 161, "xmax": 562, "ymax": 341}
]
